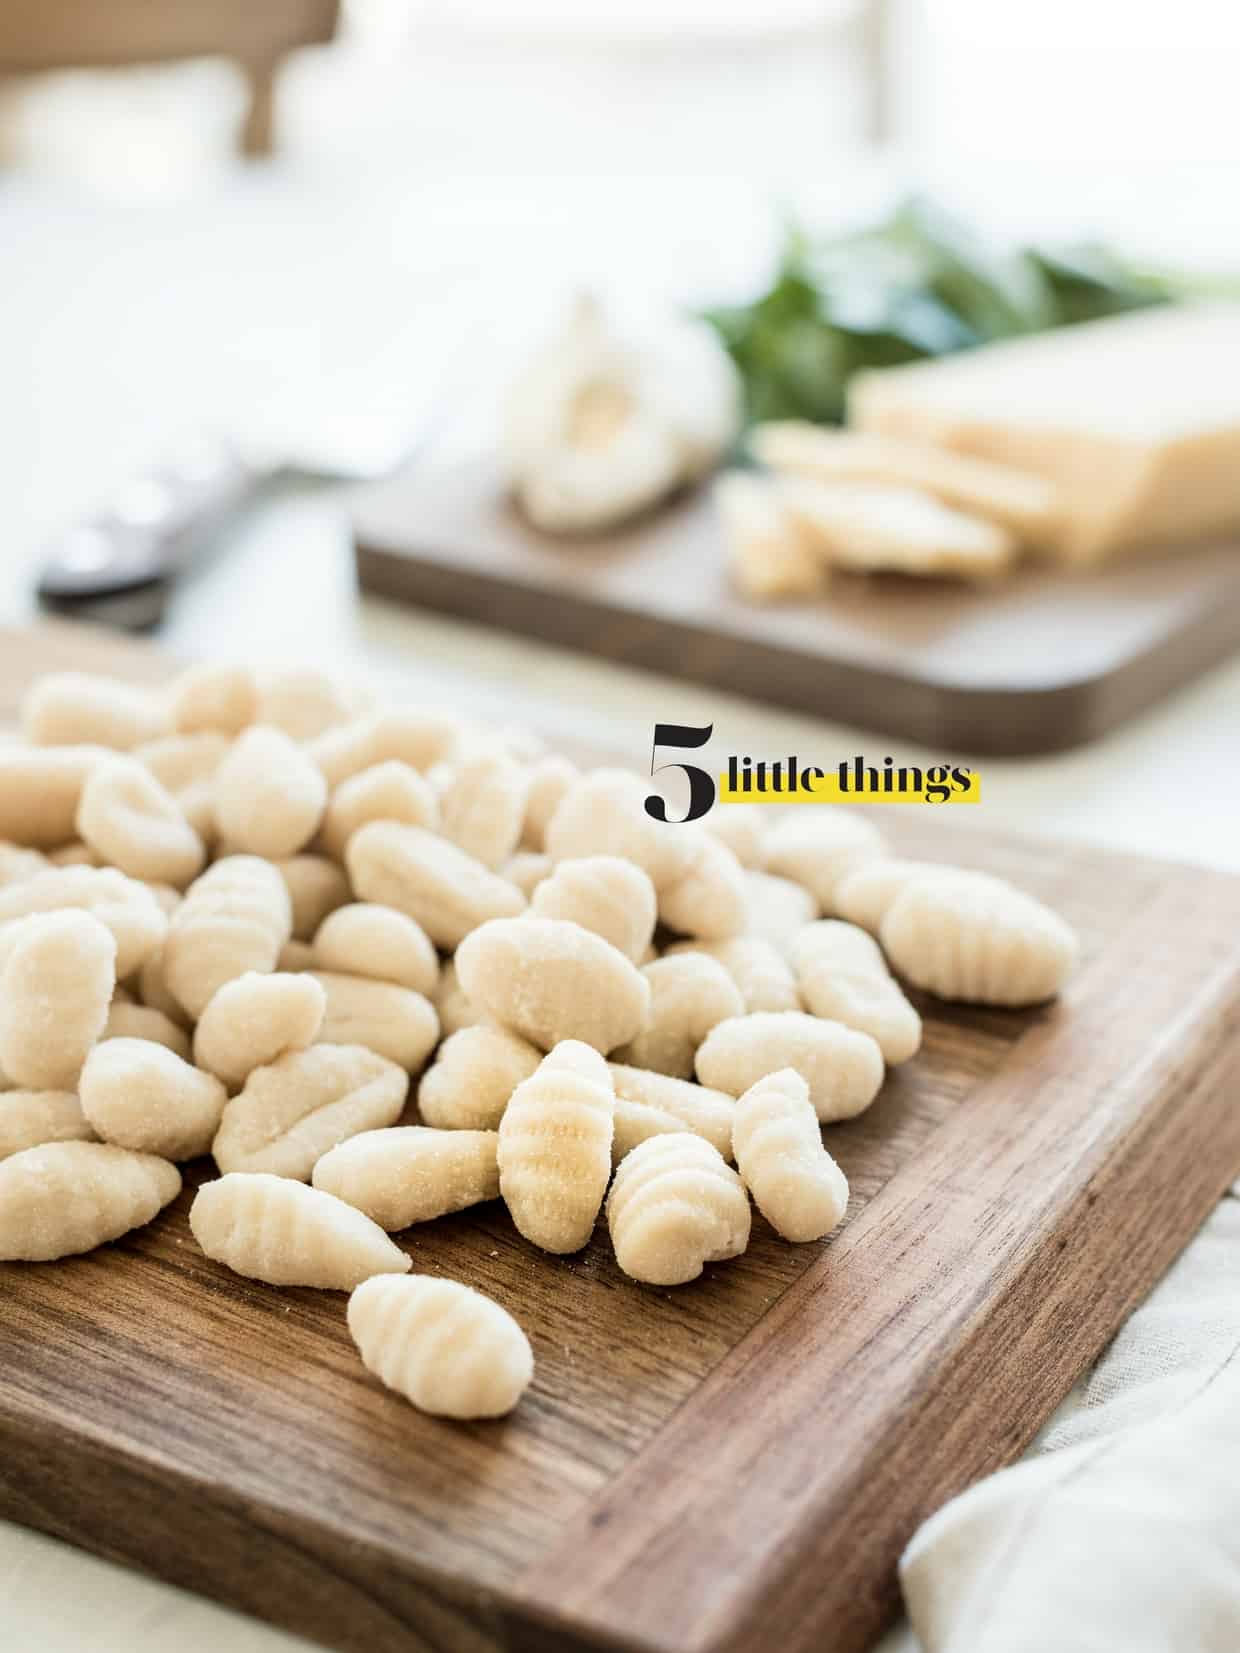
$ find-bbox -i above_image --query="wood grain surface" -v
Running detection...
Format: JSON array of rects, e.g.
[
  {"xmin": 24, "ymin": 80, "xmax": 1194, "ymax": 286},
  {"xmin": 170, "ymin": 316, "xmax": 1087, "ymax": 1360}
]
[
  {"xmin": 3, "ymin": 620, "xmax": 1240, "ymax": 1653},
  {"xmin": 353, "ymin": 456, "xmax": 1240, "ymax": 757}
]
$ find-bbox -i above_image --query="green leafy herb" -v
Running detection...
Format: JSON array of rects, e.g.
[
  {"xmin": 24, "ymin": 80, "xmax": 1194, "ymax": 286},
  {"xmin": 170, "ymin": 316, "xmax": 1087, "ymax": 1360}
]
[{"xmin": 701, "ymin": 198, "xmax": 1196, "ymax": 428}]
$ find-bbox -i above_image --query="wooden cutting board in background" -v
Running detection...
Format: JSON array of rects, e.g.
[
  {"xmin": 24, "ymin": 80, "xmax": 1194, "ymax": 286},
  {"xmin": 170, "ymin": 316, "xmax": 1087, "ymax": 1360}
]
[
  {"xmin": 3, "ymin": 620, "xmax": 1240, "ymax": 1653},
  {"xmin": 353, "ymin": 457, "xmax": 1240, "ymax": 756}
]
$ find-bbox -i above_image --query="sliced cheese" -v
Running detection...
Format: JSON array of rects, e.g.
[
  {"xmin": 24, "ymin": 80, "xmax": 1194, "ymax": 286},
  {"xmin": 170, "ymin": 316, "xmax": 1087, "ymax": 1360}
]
[
  {"xmin": 848, "ymin": 302, "xmax": 1240, "ymax": 566},
  {"xmin": 714, "ymin": 472, "xmax": 825, "ymax": 601},
  {"xmin": 778, "ymin": 478, "xmax": 1016, "ymax": 578},
  {"xmin": 750, "ymin": 421, "xmax": 1059, "ymax": 548}
]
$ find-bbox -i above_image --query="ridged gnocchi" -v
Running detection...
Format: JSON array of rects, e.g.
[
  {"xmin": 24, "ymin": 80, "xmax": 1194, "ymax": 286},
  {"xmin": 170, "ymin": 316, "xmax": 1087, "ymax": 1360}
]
[
  {"xmin": 763, "ymin": 812, "xmax": 885, "ymax": 912},
  {"xmin": 0, "ymin": 910, "xmax": 115, "ymax": 1090},
  {"xmin": 276, "ymin": 855, "xmax": 350, "ymax": 942},
  {"xmin": 529, "ymin": 855, "xmax": 657, "ymax": 963},
  {"xmin": 213, "ymin": 727, "xmax": 327, "ymax": 859},
  {"xmin": 212, "ymin": 1043, "xmax": 408, "ymax": 1180},
  {"xmin": 608, "ymin": 1064, "xmax": 735, "ymax": 1161},
  {"xmin": 0, "ymin": 865, "xmax": 166, "ymax": 978},
  {"xmin": 313, "ymin": 1126, "xmax": 499, "ymax": 1228},
  {"xmin": 457, "ymin": 917, "xmax": 650, "ymax": 1054},
  {"xmin": 615, "ymin": 953, "xmax": 743, "ymax": 1078},
  {"xmin": 498, "ymin": 1042, "xmax": 615, "ymax": 1253},
  {"xmin": 320, "ymin": 760, "xmax": 438, "ymax": 860},
  {"xmin": 169, "ymin": 662, "xmax": 258, "ymax": 735},
  {"xmin": 607, "ymin": 1132, "xmax": 750, "ymax": 1286},
  {"xmin": 437, "ymin": 748, "xmax": 527, "ymax": 869},
  {"xmin": 0, "ymin": 1141, "xmax": 180, "ymax": 1261},
  {"xmin": 347, "ymin": 821, "xmax": 525, "ymax": 950},
  {"xmin": 190, "ymin": 1172, "xmax": 409, "ymax": 1288},
  {"xmin": 696, "ymin": 1011, "xmax": 884, "ymax": 1122},
  {"xmin": 348, "ymin": 1274, "xmax": 532, "ymax": 1417},
  {"xmin": 665, "ymin": 936, "xmax": 800, "ymax": 1014},
  {"xmin": 76, "ymin": 755, "xmax": 205, "ymax": 888},
  {"xmin": 313, "ymin": 903, "xmax": 438, "ymax": 997},
  {"xmin": 880, "ymin": 872, "xmax": 1079, "ymax": 1006},
  {"xmin": 163, "ymin": 855, "xmax": 291, "ymax": 1019},
  {"xmin": 79, "ymin": 1037, "xmax": 226, "ymax": 1161},
  {"xmin": 731, "ymin": 1069, "xmax": 849, "ymax": 1242},
  {"xmin": 790, "ymin": 919, "xmax": 921, "ymax": 1064},
  {"xmin": 310, "ymin": 709, "xmax": 460, "ymax": 789},
  {"xmin": 546, "ymin": 768, "xmax": 698, "ymax": 891},
  {"xmin": 658, "ymin": 833, "xmax": 748, "ymax": 940},
  {"xmin": 193, "ymin": 971, "xmax": 326, "ymax": 1086},
  {"xmin": 310, "ymin": 971, "xmax": 439, "ymax": 1072},
  {"xmin": 417, "ymin": 1025, "xmax": 541, "ymax": 1131},
  {"xmin": 23, "ymin": 672, "xmax": 166, "ymax": 751}
]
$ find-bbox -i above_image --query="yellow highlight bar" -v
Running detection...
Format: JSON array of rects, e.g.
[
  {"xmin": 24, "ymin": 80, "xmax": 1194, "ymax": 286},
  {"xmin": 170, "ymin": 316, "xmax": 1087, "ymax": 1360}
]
[{"xmin": 718, "ymin": 771, "xmax": 981, "ymax": 805}]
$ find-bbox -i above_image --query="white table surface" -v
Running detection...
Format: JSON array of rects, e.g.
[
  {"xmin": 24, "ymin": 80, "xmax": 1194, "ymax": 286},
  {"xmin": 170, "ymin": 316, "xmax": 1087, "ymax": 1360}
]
[{"xmin": 3, "ymin": 153, "xmax": 1240, "ymax": 1653}]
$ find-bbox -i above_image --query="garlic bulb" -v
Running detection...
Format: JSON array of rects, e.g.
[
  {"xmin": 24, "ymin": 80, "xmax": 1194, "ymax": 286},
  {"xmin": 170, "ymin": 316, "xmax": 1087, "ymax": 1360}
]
[{"xmin": 502, "ymin": 295, "xmax": 741, "ymax": 534}]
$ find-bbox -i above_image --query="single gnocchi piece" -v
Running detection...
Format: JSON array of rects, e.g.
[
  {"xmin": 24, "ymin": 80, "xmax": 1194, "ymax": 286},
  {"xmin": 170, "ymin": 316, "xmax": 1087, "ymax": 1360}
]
[
  {"xmin": 0, "ymin": 911, "xmax": 115, "ymax": 1090},
  {"xmin": 520, "ymin": 754, "xmax": 578, "ymax": 851},
  {"xmin": 213, "ymin": 726, "xmax": 328, "ymax": 859},
  {"xmin": 731, "ymin": 1068, "xmax": 849, "ymax": 1242},
  {"xmin": 310, "ymin": 972, "xmax": 439, "ymax": 1072},
  {"xmin": 880, "ymin": 873, "xmax": 1079, "ymax": 1006},
  {"xmin": 163, "ymin": 855, "xmax": 292, "ymax": 1019},
  {"xmin": 546, "ymin": 769, "xmax": 698, "ymax": 891},
  {"xmin": 347, "ymin": 822, "xmax": 525, "ymax": 950},
  {"xmin": 607, "ymin": 1132, "xmax": 750, "ymax": 1286},
  {"xmin": 275, "ymin": 855, "xmax": 351, "ymax": 941},
  {"xmin": 313, "ymin": 904, "xmax": 439, "ymax": 997},
  {"xmin": 0, "ymin": 1140, "xmax": 180, "ymax": 1261},
  {"xmin": 665, "ymin": 936, "xmax": 800, "ymax": 1014},
  {"xmin": 212, "ymin": 1044, "xmax": 408, "ymax": 1180},
  {"xmin": 190, "ymin": 1172, "xmax": 409, "ymax": 1289},
  {"xmin": 614, "ymin": 954, "xmax": 743, "ymax": 1078},
  {"xmin": 310, "ymin": 709, "xmax": 461, "ymax": 789},
  {"xmin": 101, "ymin": 1002, "xmax": 192, "ymax": 1061},
  {"xmin": 608, "ymin": 1064, "xmax": 735, "ymax": 1162},
  {"xmin": 320, "ymin": 760, "xmax": 438, "ymax": 860},
  {"xmin": 0, "ymin": 1091, "xmax": 95, "ymax": 1162},
  {"xmin": 79, "ymin": 1038, "xmax": 226, "ymax": 1161},
  {"xmin": 313, "ymin": 1126, "xmax": 499, "ymax": 1228},
  {"xmin": 22, "ymin": 673, "xmax": 167, "ymax": 751},
  {"xmin": 0, "ymin": 865, "xmax": 166, "ymax": 978},
  {"xmin": 658, "ymin": 833, "xmax": 748, "ymax": 941},
  {"xmin": 763, "ymin": 813, "xmax": 886, "ymax": 913},
  {"xmin": 457, "ymin": 917, "xmax": 650, "ymax": 1054},
  {"xmin": 497, "ymin": 1042, "xmax": 614, "ymax": 1253},
  {"xmin": 418, "ymin": 1025, "xmax": 541, "ymax": 1131},
  {"xmin": 437, "ymin": 748, "xmax": 528, "ymax": 870},
  {"xmin": 695, "ymin": 1011, "xmax": 884, "ymax": 1123},
  {"xmin": 742, "ymin": 870, "xmax": 819, "ymax": 952},
  {"xmin": 256, "ymin": 667, "xmax": 366, "ymax": 740},
  {"xmin": 790, "ymin": 920, "xmax": 922, "ymax": 1064},
  {"xmin": 348, "ymin": 1274, "xmax": 532, "ymax": 1418},
  {"xmin": 169, "ymin": 663, "xmax": 258, "ymax": 735},
  {"xmin": 0, "ymin": 745, "xmax": 103, "ymax": 848},
  {"xmin": 76, "ymin": 755, "xmax": 205, "ymax": 888},
  {"xmin": 529, "ymin": 855, "xmax": 657, "ymax": 962},
  {"xmin": 193, "ymin": 972, "xmax": 326, "ymax": 1087}
]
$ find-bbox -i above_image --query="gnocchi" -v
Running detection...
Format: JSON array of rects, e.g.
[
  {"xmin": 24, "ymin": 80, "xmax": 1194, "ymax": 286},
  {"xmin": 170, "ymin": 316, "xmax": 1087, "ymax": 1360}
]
[
  {"xmin": 347, "ymin": 822, "xmax": 525, "ymax": 950},
  {"xmin": 880, "ymin": 873, "xmax": 1079, "ymax": 1006},
  {"xmin": 213, "ymin": 727, "xmax": 327, "ymax": 859},
  {"xmin": 790, "ymin": 920, "xmax": 921, "ymax": 1064},
  {"xmin": 731, "ymin": 1069, "xmax": 849, "ymax": 1242},
  {"xmin": 23, "ymin": 672, "xmax": 166, "ymax": 751},
  {"xmin": 0, "ymin": 865, "xmax": 166, "ymax": 978},
  {"xmin": 658, "ymin": 833, "xmax": 748, "ymax": 941},
  {"xmin": 193, "ymin": 972, "xmax": 326, "ymax": 1086},
  {"xmin": 256, "ymin": 667, "xmax": 365, "ymax": 740},
  {"xmin": 741, "ymin": 870, "xmax": 819, "ymax": 952},
  {"xmin": 101, "ymin": 1001, "xmax": 192, "ymax": 1060},
  {"xmin": 313, "ymin": 1126, "xmax": 499, "ymax": 1229},
  {"xmin": 437, "ymin": 748, "xmax": 527, "ymax": 869},
  {"xmin": 696, "ymin": 1011, "xmax": 884, "ymax": 1122},
  {"xmin": 276, "ymin": 855, "xmax": 350, "ymax": 941},
  {"xmin": 136, "ymin": 731, "xmax": 229, "ymax": 844},
  {"xmin": 520, "ymin": 754, "xmax": 578, "ymax": 851},
  {"xmin": 163, "ymin": 855, "xmax": 291, "ymax": 1019},
  {"xmin": 79, "ymin": 1038, "xmax": 226, "ymax": 1161},
  {"xmin": 498, "ymin": 1041, "xmax": 614, "ymax": 1253},
  {"xmin": 0, "ymin": 911, "xmax": 115, "ymax": 1090},
  {"xmin": 417, "ymin": 1025, "xmax": 541, "ymax": 1131},
  {"xmin": 546, "ymin": 769, "xmax": 698, "ymax": 891},
  {"xmin": 502, "ymin": 850, "xmax": 553, "ymax": 899},
  {"xmin": 76, "ymin": 755, "xmax": 205, "ymax": 888},
  {"xmin": 310, "ymin": 971, "xmax": 439, "ymax": 1071},
  {"xmin": 0, "ymin": 1141, "xmax": 180, "ymax": 1261},
  {"xmin": 608, "ymin": 1064, "xmax": 735, "ymax": 1162},
  {"xmin": 169, "ymin": 663, "xmax": 258, "ymax": 735},
  {"xmin": 212, "ymin": 1043, "xmax": 408, "ymax": 1180},
  {"xmin": 0, "ymin": 745, "xmax": 103, "ymax": 848},
  {"xmin": 615, "ymin": 954, "xmax": 743, "ymax": 1079},
  {"xmin": 530, "ymin": 854, "xmax": 657, "ymax": 963},
  {"xmin": 763, "ymin": 812, "xmax": 886, "ymax": 912},
  {"xmin": 310, "ymin": 709, "xmax": 460, "ymax": 789},
  {"xmin": 665, "ymin": 936, "xmax": 800, "ymax": 1014},
  {"xmin": 190, "ymin": 1171, "xmax": 409, "ymax": 1288},
  {"xmin": 456, "ymin": 917, "xmax": 649, "ymax": 1054},
  {"xmin": 0, "ymin": 1091, "xmax": 95, "ymax": 1162},
  {"xmin": 320, "ymin": 760, "xmax": 438, "ymax": 860},
  {"xmin": 607, "ymin": 1132, "xmax": 750, "ymax": 1286},
  {"xmin": 313, "ymin": 903, "xmax": 438, "ymax": 997},
  {"xmin": 431, "ymin": 958, "xmax": 485, "ymax": 1038},
  {"xmin": 348, "ymin": 1274, "xmax": 532, "ymax": 1418}
]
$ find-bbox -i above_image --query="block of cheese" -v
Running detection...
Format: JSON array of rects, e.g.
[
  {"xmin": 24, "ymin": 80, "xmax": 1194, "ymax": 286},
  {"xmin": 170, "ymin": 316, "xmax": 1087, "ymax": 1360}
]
[
  {"xmin": 848, "ymin": 303, "xmax": 1240, "ymax": 566},
  {"xmin": 750, "ymin": 422, "xmax": 1059, "ymax": 549},
  {"xmin": 778, "ymin": 478, "xmax": 1016, "ymax": 578},
  {"xmin": 714, "ymin": 472, "xmax": 825, "ymax": 601}
]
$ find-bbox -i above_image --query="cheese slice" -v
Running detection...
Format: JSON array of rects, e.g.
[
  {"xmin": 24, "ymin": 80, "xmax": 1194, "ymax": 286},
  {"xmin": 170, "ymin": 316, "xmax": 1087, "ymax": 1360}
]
[
  {"xmin": 778, "ymin": 478, "xmax": 1015, "ymax": 578},
  {"xmin": 714, "ymin": 472, "xmax": 825, "ymax": 601},
  {"xmin": 750, "ymin": 421, "xmax": 1060, "ymax": 548},
  {"xmin": 848, "ymin": 302, "xmax": 1240, "ymax": 566}
]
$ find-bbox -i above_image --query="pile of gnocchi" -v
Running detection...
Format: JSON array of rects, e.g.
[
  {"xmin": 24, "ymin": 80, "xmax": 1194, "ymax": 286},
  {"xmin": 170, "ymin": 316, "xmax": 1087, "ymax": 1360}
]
[{"xmin": 0, "ymin": 665, "xmax": 1079, "ymax": 1420}]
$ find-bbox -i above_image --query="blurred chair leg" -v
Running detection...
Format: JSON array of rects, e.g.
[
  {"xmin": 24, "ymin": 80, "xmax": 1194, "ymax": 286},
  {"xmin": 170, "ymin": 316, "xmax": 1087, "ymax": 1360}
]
[{"xmin": 239, "ymin": 54, "xmax": 279, "ymax": 156}]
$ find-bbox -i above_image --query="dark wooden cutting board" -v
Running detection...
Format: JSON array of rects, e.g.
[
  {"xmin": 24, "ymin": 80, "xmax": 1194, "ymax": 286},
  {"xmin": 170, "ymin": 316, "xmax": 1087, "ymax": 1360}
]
[
  {"xmin": 3, "ymin": 621, "xmax": 1240, "ymax": 1653},
  {"xmin": 353, "ymin": 457, "xmax": 1240, "ymax": 756}
]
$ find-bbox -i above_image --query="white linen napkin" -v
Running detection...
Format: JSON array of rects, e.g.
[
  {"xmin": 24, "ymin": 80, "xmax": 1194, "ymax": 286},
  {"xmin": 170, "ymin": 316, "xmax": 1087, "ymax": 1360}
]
[{"xmin": 882, "ymin": 1192, "xmax": 1240, "ymax": 1653}]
